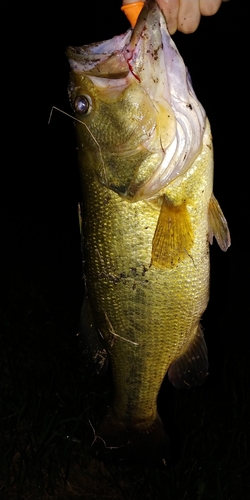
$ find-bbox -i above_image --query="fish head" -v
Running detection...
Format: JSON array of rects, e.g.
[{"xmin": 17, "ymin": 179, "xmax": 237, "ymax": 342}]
[{"xmin": 67, "ymin": 0, "xmax": 205, "ymax": 201}]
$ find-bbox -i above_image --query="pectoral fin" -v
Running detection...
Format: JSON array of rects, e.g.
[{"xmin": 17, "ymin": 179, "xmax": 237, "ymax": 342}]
[
  {"xmin": 151, "ymin": 196, "xmax": 193, "ymax": 269},
  {"xmin": 168, "ymin": 324, "xmax": 208, "ymax": 388},
  {"xmin": 208, "ymin": 193, "xmax": 231, "ymax": 251}
]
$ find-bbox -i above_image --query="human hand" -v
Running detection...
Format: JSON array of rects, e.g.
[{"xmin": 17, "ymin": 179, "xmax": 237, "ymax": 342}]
[
  {"xmin": 155, "ymin": 0, "xmax": 229, "ymax": 34},
  {"xmin": 122, "ymin": 0, "xmax": 229, "ymax": 33}
]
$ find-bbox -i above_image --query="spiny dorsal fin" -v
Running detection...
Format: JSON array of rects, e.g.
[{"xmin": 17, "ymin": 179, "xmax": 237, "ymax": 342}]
[
  {"xmin": 168, "ymin": 324, "xmax": 208, "ymax": 389},
  {"xmin": 208, "ymin": 193, "xmax": 231, "ymax": 251}
]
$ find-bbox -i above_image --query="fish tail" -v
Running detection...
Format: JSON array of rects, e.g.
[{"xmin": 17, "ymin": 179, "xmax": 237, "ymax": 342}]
[{"xmin": 90, "ymin": 409, "xmax": 170, "ymax": 467}]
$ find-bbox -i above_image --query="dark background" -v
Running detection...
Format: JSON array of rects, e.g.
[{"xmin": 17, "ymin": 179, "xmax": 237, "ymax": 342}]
[
  {"xmin": 1, "ymin": 0, "xmax": 249, "ymax": 498},
  {"xmin": 5, "ymin": 0, "xmax": 247, "ymax": 363}
]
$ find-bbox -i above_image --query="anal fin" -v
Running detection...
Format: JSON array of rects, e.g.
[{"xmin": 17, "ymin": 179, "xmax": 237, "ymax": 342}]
[
  {"xmin": 168, "ymin": 324, "xmax": 208, "ymax": 389},
  {"xmin": 208, "ymin": 193, "xmax": 231, "ymax": 251}
]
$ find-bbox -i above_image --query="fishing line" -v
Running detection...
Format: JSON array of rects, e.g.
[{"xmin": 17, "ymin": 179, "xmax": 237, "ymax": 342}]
[{"xmin": 48, "ymin": 106, "xmax": 105, "ymax": 171}]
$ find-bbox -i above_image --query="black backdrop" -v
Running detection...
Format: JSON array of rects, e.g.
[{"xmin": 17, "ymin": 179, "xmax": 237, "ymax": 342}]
[
  {"xmin": 2, "ymin": 0, "xmax": 248, "ymax": 400},
  {"xmin": 1, "ymin": 0, "xmax": 248, "ymax": 486},
  {"xmin": 3, "ymin": 0, "xmax": 248, "ymax": 396}
]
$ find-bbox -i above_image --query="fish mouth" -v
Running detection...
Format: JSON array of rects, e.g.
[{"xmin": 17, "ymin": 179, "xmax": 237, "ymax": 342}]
[
  {"xmin": 67, "ymin": 0, "xmax": 206, "ymax": 200},
  {"xmin": 66, "ymin": 2, "xmax": 167, "ymax": 84}
]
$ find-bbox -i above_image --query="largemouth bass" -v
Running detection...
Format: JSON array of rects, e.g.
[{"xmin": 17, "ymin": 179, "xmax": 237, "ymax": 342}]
[{"xmin": 67, "ymin": 0, "xmax": 230, "ymax": 465}]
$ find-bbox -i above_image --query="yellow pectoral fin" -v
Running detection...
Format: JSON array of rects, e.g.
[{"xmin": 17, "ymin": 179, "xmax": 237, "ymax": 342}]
[
  {"xmin": 151, "ymin": 196, "xmax": 193, "ymax": 269},
  {"xmin": 208, "ymin": 193, "xmax": 231, "ymax": 252}
]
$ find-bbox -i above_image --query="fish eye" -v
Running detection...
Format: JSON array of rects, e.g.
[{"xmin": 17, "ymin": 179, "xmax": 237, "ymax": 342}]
[{"xmin": 74, "ymin": 95, "xmax": 92, "ymax": 115}]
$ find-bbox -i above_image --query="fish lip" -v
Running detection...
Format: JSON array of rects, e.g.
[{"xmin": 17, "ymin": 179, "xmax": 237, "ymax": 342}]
[
  {"xmin": 128, "ymin": 0, "xmax": 159, "ymax": 47},
  {"xmin": 66, "ymin": 31, "xmax": 132, "ymax": 76}
]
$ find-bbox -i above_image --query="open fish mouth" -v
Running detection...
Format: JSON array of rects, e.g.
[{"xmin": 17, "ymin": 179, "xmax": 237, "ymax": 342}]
[{"xmin": 67, "ymin": 1, "xmax": 205, "ymax": 200}]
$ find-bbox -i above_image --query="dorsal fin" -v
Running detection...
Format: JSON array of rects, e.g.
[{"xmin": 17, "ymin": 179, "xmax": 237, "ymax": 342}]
[{"xmin": 208, "ymin": 193, "xmax": 231, "ymax": 251}]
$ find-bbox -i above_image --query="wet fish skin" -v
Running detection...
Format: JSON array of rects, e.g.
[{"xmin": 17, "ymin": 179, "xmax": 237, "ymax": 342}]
[{"xmin": 67, "ymin": 0, "xmax": 230, "ymax": 465}]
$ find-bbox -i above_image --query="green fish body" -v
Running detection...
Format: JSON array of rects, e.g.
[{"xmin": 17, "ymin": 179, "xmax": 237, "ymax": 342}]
[{"xmin": 67, "ymin": 0, "xmax": 230, "ymax": 465}]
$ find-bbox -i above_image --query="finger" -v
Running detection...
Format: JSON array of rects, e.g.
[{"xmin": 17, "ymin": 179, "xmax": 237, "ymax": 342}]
[
  {"xmin": 156, "ymin": 0, "xmax": 179, "ymax": 34},
  {"xmin": 200, "ymin": 0, "xmax": 222, "ymax": 16},
  {"xmin": 178, "ymin": 0, "xmax": 201, "ymax": 34}
]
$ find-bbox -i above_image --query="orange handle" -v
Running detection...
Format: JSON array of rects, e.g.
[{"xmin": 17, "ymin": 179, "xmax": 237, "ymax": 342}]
[{"xmin": 121, "ymin": 2, "xmax": 144, "ymax": 27}]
